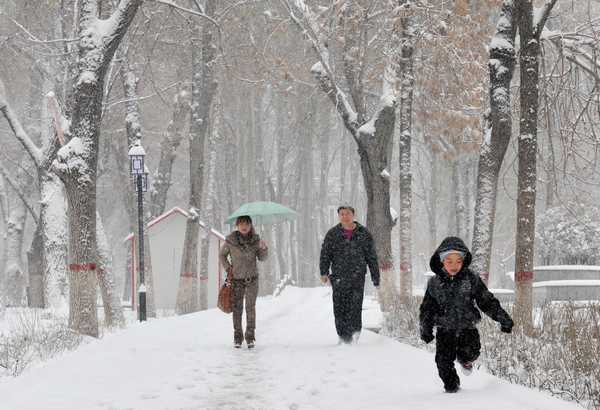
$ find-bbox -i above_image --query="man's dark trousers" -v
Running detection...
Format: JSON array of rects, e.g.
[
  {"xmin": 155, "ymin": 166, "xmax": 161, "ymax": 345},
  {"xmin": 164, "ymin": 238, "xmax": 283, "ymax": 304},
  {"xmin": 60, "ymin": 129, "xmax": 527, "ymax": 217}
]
[{"xmin": 331, "ymin": 278, "xmax": 365, "ymax": 343}]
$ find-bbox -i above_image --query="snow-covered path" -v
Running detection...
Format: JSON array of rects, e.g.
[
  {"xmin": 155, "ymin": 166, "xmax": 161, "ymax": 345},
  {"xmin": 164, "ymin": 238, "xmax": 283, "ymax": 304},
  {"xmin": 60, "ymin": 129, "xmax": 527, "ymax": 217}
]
[{"xmin": 0, "ymin": 287, "xmax": 582, "ymax": 410}]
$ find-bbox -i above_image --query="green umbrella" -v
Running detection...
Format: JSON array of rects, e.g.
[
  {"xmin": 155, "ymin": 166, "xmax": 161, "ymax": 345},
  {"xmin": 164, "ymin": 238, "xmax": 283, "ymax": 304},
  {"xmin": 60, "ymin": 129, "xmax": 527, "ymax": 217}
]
[{"xmin": 225, "ymin": 201, "xmax": 301, "ymax": 226}]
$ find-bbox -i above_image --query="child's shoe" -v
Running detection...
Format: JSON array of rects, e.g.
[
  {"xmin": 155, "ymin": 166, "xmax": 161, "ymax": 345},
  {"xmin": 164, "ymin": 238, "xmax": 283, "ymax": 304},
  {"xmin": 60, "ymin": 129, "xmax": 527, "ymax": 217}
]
[
  {"xmin": 460, "ymin": 362, "xmax": 473, "ymax": 376},
  {"xmin": 247, "ymin": 341, "xmax": 255, "ymax": 349},
  {"xmin": 444, "ymin": 385, "xmax": 460, "ymax": 393},
  {"xmin": 234, "ymin": 342, "xmax": 242, "ymax": 349}
]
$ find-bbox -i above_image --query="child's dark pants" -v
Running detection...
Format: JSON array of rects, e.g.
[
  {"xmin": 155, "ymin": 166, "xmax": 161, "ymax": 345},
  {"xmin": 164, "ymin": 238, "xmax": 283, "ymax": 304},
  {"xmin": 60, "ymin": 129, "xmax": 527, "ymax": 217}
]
[{"xmin": 435, "ymin": 327, "xmax": 481, "ymax": 390}]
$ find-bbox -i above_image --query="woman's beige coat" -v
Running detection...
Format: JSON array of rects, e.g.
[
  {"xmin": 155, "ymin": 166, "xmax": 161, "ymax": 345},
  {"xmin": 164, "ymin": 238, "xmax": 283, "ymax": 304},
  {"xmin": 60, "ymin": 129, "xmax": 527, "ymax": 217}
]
[{"xmin": 219, "ymin": 231, "xmax": 268, "ymax": 280}]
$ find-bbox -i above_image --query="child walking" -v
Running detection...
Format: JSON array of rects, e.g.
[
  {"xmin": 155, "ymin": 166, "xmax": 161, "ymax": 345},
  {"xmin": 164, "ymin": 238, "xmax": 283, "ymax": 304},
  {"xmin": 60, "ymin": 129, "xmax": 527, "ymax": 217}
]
[{"xmin": 419, "ymin": 236, "xmax": 514, "ymax": 393}]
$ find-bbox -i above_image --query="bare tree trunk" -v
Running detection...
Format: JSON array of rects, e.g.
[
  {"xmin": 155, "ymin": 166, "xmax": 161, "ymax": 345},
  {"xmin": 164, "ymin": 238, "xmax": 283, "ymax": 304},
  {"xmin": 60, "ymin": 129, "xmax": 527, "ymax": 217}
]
[
  {"xmin": 275, "ymin": 98, "xmax": 289, "ymax": 280},
  {"xmin": 27, "ymin": 226, "xmax": 45, "ymax": 308},
  {"xmin": 451, "ymin": 153, "xmax": 468, "ymax": 240},
  {"xmin": 465, "ymin": 155, "xmax": 476, "ymax": 245},
  {"xmin": 150, "ymin": 90, "xmax": 190, "ymax": 220},
  {"xmin": 234, "ymin": 115, "xmax": 247, "ymax": 206},
  {"xmin": 198, "ymin": 101, "xmax": 222, "ymax": 310},
  {"xmin": 428, "ymin": 152, "xmax": 439, "ymax": 254},
  {"xmin": 41, "ymin": 174, "xmax": 68, "ymax": 308},
  {"xmin": 298, "ymin": 111, "xmax": 317, "ymax": 287},
  {"xmin": 318, "ymin": 108, "xmax": 331, "ymax": 239},
  {"xmin": 396, "ymin": 0, "xmax": 416, "ymax": 305},
  {"xmin": 177, "ymin": 212, "xmax": 200, "ymax": 314},
  {"xmin": 339, "ymin": 129, "xmax": 348, "ymax": 204},
  {"xmin": 96, "ymin": 213, "xmax": 125, "ymax": 326},
  {"xmin": 123, "ymin": 249, "xmax": 132, "ymax": 302},
  {"xmin": 290, "ymin": 218, "xmax": 299, "ymax": 284},
  {"xmin": 471, "ymin": 0, "xmax": 519, "ymax": 285},
  {"xmin": 3, "ymin": 197, "xmax": 27, "ymax": 307}
]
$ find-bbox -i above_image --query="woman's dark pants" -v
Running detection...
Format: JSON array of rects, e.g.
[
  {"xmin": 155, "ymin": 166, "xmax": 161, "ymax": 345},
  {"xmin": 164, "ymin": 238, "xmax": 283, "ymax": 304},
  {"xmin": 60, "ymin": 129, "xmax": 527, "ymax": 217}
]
[{"xmin": 232, "ymin": 278, "xmax": 259, "ymax": 344}]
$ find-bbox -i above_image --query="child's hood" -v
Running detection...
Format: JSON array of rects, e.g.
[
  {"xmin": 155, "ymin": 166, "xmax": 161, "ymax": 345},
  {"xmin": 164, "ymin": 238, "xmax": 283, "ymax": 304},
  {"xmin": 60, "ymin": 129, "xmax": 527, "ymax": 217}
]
[{"xmin": 429, "ymin": 236, "xmax": 473, "ymax": 274}]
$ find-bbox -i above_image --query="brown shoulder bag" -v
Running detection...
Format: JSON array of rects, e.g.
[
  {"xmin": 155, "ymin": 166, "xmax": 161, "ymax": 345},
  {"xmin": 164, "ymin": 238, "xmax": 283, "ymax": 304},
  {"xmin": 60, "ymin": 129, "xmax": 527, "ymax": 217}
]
[{"xmin": 217, "ymin": 266, "xmax": 234, "ymax": 314}]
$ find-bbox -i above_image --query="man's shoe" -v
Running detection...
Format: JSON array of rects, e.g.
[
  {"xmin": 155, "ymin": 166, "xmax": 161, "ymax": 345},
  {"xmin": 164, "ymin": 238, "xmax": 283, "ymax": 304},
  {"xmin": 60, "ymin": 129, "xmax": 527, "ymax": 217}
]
[
  {"xmin": 247, "ymin": 341, "xmax": 255, "ymax": 349},
  {"xmin": 460, "ymin": 362, "xmax": 473, "ymax": 376},
  {"xmin": 234, "ymin": 342, "xmax": 242, "ymax": 349}
]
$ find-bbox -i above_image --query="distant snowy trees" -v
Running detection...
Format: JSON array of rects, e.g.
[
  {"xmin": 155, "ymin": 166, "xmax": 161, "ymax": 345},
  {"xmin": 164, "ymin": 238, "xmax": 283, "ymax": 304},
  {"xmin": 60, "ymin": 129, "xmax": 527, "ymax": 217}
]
[
  {"xmin": 536, "ymin": 202, "xmax": 600, "ymax": 266},
  {"xmin": 3, "ymin": 0, "xmax": 600, "ymax": 337}
]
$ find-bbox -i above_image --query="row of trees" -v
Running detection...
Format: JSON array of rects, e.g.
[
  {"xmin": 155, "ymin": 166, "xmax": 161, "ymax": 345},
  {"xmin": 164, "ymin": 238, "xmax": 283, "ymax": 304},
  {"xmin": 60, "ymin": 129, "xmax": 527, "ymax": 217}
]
[{"xmin": 2, "ymin": 0, "xmax": 600, "ymax": 336}]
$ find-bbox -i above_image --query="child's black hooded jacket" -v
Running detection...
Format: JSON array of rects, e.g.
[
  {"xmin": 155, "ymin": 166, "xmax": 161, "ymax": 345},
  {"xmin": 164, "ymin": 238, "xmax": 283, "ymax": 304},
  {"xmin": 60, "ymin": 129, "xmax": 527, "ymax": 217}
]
[{"xmin": 419, "ymin": 237, "xmax": 513, "ymax": 339}]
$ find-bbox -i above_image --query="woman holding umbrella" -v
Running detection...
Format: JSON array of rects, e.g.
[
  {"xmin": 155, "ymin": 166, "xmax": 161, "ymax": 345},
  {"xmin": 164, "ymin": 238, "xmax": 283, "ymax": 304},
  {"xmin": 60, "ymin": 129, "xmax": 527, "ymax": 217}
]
[{"xmin": 219, "ymin": 215, "xmax": 268, "ymax": 348}]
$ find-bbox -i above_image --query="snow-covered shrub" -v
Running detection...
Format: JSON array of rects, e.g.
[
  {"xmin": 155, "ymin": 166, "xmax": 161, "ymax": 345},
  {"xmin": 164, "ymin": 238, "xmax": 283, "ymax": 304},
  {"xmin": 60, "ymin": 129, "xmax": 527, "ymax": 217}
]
[
  {"xmin": 479, "ymin": 301, "xmax": 599, "ymax": 409},
  {"xmin": 383, "ymin": 299, "xmax": 600, "ymax": 409},
  {"xmin": 380, "ymin": 295, "xmax": 423, "ymax": 346},
  {"xmin": 0, "ymin": 309, "xmax": 86, "ymax": 377},
  {"xmin": 536, "ymin": 202, "xmax": 600, "ymax": 266}
]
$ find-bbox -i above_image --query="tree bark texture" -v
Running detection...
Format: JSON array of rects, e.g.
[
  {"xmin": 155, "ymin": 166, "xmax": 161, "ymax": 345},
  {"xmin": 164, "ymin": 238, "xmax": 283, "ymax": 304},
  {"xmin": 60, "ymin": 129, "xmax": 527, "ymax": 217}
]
[
  {"xmin": 298, "ymin": 109, "xmax": 318, "ymax": 287},
  {"xmin": 198, "ymin": 102, "xmax": 221, "ymax": 310},
  {"xmin": 149, "ymin": 90, "xmax": 190, "ymax": 220},
  {"xmin": 27, "ymin": 225, "xmax": 45, "ymax": 308},
  {"xmin": 96, "ymin": 213, "xmax": 125, "ymax": 326},
  {"xmin": 3, "ymin": 197, "xmax": 28, "ymax": 306},
  {"xmin": 514, "ymin": 0, "xmax": 558, "ymax": 334},
  {"xmin": 275, "ymin": 96, "xmax": 289, "ymax": 280},
  {"xmin": 40, "ymin": 174, "xmax": 69, "ymax": 309},
  {"xmin": 471, "ymin": 0, "xmax": 519, "ymax": 284},
  {"xmin": 397, "ymin": 5, "xmax": 415, "ymax": 305}
]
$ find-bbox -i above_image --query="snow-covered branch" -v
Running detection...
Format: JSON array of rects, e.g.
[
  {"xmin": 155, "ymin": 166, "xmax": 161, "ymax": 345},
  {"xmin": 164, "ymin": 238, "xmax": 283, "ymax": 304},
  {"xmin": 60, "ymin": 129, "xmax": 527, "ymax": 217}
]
[
  {"xmin": 543, "ymin": 27, "xmax": 600, "ymax": 79},
  {"xmin": 147, "ymin": 0, "xmax": 223, "ymax": 50},
  {"xmin": 0, "ymin": 162, "xmax": 39, "ymax": 224},
  {"xmin": 0, "ymin": 80, "xmax": 43, "ymax": 166},
  {"xmin": 281, "ymin": 0, "xmax": 359, "ymax": 133},
  {"xmin": 77, "ymin": 0, "xmax": 143, "ymax": 84},
  {"xmin": 533, "ymin": 0, "xmax": 560, "ymax": 33},
  {"xmin": 148, "ymin": 0, "xmax": 217, "ymax": 26}
]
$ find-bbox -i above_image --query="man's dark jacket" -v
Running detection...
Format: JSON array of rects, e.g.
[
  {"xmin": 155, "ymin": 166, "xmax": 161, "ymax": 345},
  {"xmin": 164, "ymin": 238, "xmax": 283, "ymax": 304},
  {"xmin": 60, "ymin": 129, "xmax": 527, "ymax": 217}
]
[
  {"xmin": 319, "ymin": 222, "xmax": 380, "ymax": 287},
  {"xmin": 419, "ymin": 236, "xmax": 513, "ymax": 340}
]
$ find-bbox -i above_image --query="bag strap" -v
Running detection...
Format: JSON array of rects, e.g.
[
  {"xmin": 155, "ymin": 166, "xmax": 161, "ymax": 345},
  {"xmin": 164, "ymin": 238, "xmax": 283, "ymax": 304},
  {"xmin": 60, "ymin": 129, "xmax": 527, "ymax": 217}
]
[{"xmin": 227, "ymin": 266, "xmax": 234, "ymax": 282}]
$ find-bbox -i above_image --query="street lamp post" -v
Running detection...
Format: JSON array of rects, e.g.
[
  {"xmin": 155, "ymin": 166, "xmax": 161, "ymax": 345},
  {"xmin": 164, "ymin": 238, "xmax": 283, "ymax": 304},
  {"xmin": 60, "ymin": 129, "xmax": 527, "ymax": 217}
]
[{"xmin": 128, "ymin": 140, "xmax": 148, "ymax": 322}]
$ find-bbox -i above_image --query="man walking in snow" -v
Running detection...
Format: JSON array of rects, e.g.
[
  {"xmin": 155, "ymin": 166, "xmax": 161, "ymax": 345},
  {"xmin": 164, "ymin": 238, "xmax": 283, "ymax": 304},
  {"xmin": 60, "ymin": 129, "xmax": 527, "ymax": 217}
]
[{"xmin": 320, "ymin": 204, "xmax": 380, "ymax": 344}]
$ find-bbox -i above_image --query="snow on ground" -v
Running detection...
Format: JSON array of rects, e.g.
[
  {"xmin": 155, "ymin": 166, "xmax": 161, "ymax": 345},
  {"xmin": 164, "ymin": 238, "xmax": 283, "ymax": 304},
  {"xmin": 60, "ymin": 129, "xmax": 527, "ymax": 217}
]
[{"xmin": 0, "ymin": 287, "xmax": 583, "ymax": 410}]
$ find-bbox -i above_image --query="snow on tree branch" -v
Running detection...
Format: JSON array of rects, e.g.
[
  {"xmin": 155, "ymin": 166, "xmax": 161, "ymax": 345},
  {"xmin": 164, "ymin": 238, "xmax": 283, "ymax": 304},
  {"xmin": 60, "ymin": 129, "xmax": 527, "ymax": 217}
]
[
  {"xmin": 0, "ymin": 79, "xmax": 43, "ymax": 165},
  {"xmin": 533, "ymin": 0, "xmax": 559, "ymax": 32},
  {"xmin": 77, "ymin": 0, "xmax": 143, "ymax": 85},
  {"xmin": 282, "ymin": 0, "xmax": 359, "ymax": 132},
  {"xmin": 51, "ymin": 137, "xmax": 90, "ymax": 183},
  {"xmin": 0, "ymin": 162, "xmax": 39, "ymax": 224}
]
